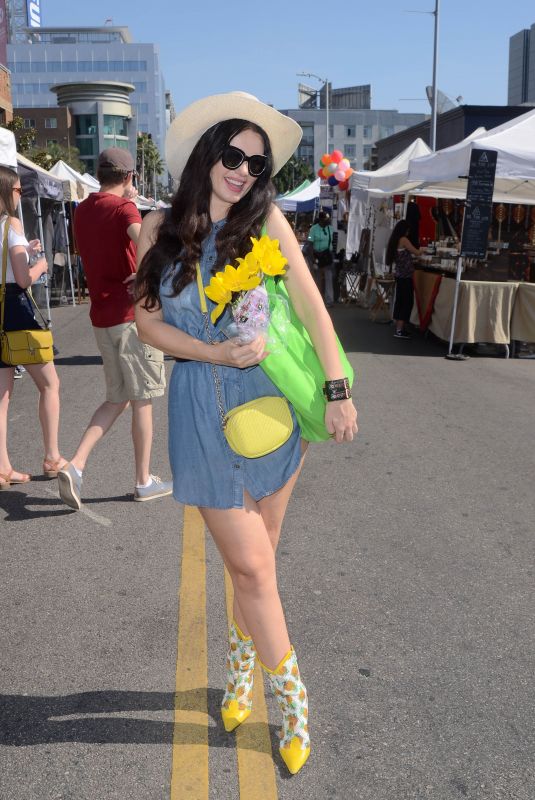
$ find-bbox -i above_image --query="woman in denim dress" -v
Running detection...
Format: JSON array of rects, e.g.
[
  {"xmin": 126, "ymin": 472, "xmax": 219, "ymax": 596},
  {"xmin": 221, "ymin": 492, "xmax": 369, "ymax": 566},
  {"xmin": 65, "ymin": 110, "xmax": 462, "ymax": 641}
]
[{"xmin": 135, "ymin": 92, "xmax": 358, "ymax": 775}]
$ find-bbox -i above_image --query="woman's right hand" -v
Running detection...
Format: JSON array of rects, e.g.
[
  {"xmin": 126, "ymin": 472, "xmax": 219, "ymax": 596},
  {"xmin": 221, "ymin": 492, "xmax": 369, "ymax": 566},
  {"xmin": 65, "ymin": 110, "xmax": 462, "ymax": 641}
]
[{"xmin": 213, "ymin": 335, "xmax": 267, "ymax": 368}]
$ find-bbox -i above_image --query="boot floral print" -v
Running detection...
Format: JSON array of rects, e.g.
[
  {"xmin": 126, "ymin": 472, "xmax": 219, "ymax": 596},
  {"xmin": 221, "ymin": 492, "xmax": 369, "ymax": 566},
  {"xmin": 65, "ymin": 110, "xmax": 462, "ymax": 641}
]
[
  {"xmin": 265, "ymin": 646, "xmax": 310, "ymax": 771},
  {"xmin": 221, "ymin": 620, "xmax": 256, "ymax": 731}
]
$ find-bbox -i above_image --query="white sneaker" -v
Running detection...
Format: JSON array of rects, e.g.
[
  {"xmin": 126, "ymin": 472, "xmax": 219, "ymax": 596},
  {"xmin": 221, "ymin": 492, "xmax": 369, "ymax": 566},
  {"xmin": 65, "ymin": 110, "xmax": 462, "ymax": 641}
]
[{"xmin": 134, "ymin": 475, "xmax": 173, "ymax": 502}]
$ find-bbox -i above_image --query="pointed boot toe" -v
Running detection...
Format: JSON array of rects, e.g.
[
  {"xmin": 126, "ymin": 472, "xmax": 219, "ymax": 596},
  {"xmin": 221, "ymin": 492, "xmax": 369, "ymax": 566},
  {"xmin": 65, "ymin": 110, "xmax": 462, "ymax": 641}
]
[
  {"xmin": 280, "ymin": 738, "xmax": 310, "ymax": 774},
  {"xmin": 221, "ymin": 699, "xmax": 251, "ymax": 732}
]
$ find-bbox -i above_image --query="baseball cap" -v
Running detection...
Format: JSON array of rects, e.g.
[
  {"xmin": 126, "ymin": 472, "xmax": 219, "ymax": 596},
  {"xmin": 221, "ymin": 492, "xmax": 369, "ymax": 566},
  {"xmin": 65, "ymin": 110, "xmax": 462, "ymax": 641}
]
[{"xmin": 97, "ymin": 148, "xmax": 135, "ymax": 172}]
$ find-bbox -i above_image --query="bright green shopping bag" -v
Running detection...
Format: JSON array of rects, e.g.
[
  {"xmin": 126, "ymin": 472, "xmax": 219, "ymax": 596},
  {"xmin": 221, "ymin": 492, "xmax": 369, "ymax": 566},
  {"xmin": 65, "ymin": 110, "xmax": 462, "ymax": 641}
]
[{"xmin": 260, "ymin": 276, "xmax": 354, "ymax": 442}]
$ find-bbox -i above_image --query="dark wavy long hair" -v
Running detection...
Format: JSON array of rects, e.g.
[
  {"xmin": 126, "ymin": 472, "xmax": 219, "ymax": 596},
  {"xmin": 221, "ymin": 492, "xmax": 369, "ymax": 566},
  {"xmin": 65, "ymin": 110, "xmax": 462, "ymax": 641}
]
[
  {"xmin": 385, "ymin": 219, "xmax": 410, "ymax": 267},
  {"xmin": 136, "ymin": 119, "xmax": 275, "ymax": 310}
]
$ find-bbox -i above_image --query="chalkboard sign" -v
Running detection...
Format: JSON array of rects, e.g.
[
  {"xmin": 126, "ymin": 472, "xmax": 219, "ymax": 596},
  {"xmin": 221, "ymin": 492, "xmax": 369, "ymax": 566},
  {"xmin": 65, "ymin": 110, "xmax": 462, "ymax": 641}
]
[{"xmin": 460, "ymin": 149, "xmax": 497, "ymax": 258}]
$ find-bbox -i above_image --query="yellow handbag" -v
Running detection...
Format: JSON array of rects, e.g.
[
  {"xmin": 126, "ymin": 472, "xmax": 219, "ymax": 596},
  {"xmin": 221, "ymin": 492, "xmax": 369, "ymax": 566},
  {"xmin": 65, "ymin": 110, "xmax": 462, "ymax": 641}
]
[
  {"xmin": 0, "ymin": 219, "xmax": 54, "ymax": 366},
  {"xmin": 195, "ymin": 264, "xmax": 293, "ymax": 459}
]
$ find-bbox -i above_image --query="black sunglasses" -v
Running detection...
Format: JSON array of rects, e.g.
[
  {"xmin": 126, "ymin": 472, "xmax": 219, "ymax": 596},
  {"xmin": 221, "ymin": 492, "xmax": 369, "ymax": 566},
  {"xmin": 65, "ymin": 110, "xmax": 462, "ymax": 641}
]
[{"xmin": 221, "ymin": 145, "xmax": 267, "ymax": 177}]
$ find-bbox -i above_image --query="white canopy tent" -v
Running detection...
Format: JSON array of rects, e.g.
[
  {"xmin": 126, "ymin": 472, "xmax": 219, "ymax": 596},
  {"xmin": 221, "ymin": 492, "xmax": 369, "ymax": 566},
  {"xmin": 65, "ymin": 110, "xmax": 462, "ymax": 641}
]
[
  {"xmin": 408, "ymin": 110, "xmax": 535, "ymax": 203},
  {"xmin": 352, "ymin": 138, "xmax": 432, "ymax": 198},
  {"xmin": 0, "ymin": 128, "xmax": 18, "ymax": 169},
  {"xmin": 49, "ymin": 160, "xmax": 98, "ymax": 201},
  {"xmin": 347, "ymin": 139, "xmax": 433, "ymax": 260}
]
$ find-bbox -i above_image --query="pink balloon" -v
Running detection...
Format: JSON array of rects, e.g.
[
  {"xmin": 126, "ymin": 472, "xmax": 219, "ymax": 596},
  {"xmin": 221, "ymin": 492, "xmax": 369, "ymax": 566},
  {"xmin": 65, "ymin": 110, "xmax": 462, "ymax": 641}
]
[
  {"xmin": 334, "ymin": 169, "xmax": 346, "ymax": 181},
  {"xmin": 340, "ymin": 158, "xmax": 350, "ymax": 171}
]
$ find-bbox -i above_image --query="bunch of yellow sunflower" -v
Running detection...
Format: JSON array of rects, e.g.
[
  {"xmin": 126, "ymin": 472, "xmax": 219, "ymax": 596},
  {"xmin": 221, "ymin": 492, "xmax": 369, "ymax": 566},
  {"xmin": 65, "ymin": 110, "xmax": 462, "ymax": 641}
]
[{"xmin": 204, "ymin": 234, "xmax": 288, "ymax": 324}]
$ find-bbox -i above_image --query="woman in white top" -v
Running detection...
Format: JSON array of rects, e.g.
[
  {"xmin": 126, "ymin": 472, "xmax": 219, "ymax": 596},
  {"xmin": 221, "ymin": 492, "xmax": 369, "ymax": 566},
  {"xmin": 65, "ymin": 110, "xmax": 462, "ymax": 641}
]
[{"xmin": 0, "ymin": 166, "xmax": 66, "ymax": 489}]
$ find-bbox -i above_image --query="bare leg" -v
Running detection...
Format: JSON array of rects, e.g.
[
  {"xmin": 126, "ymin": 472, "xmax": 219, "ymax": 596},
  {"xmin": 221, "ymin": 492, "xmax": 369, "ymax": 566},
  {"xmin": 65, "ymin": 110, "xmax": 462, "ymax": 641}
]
[
  {"xmin": 0, "ymin": 367, "xmax": 19, "ymax": 480},
  {"xmin": 232, "ymin": 441, "xmax": 308, "ymax": 634},
  {"xmin": 131, "ymin": 399, "xmax": 152, "ymax": 485},
  {"xmin": 200, "ymin": 491, "xmax": 290, "ymax": 670},
  {"xmin": 70, "ymin": 400, "xmax": 129, "ymax": 472},
  {"xmin": 25, "ymin": 361, "xmax": 63, "ymax": 463}
]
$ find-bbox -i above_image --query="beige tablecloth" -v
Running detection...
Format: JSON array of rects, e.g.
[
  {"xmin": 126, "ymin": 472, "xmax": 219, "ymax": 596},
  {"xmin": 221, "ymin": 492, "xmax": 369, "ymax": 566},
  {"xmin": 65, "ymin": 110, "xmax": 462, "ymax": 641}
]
[
  {"xmin": 511, "ymin": 282, "xmax": 535, "ymax": 342},
  {"xmin": 427, "ymin": 280, "xmax": 519, "ymax": 345}
]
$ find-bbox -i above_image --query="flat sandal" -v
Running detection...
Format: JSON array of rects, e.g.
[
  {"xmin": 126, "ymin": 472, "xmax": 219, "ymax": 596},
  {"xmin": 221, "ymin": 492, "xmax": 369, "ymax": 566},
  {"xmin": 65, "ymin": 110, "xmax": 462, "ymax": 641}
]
[
  {"xmin": 0, "ymin": 469, "xmax": 31, "ymax": 487},
  {"xmin": 43, "ymin": 458, "xmax": 68, "ymax": 479}
]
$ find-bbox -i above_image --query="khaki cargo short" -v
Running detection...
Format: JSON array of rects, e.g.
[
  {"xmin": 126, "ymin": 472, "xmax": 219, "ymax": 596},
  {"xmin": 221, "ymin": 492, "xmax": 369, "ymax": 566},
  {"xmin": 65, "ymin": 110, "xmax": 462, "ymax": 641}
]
[{"xmin": 93, "ymin": 321, "xmax": 166, "ymax": 403}]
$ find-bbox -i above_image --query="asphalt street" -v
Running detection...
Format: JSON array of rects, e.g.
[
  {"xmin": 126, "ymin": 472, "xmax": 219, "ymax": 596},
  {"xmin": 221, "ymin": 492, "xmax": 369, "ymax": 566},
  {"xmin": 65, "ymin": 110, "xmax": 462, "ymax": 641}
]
[{"xmin": 1, "ymin": 301, "xmax": 534, "ymax": 800}]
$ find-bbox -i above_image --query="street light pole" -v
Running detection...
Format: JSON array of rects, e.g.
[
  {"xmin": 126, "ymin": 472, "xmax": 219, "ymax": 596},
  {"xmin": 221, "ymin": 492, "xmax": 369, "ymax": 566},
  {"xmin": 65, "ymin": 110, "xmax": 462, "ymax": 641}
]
[{"xmin": 430, "ymin": 0, "xmax": 440, "ymax": 151}]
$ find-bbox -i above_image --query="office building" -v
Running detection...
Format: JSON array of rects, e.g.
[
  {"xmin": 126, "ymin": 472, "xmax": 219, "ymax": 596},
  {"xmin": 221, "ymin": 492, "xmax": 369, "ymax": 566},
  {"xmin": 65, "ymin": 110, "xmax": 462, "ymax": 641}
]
[
  {"xmin": 508, "ymin": 23, "xmax": 535, "ymax": 105},
  {"xmin": 7, "ymin": 25, "xmax": 168, "ymax": 167},
  {"xmin": 281, "ymin": 85, "xmax": 426, "ymax": 171},
  {"xmin": 375, "ymin": 105, "xmax": 530, "ymax": 167}
]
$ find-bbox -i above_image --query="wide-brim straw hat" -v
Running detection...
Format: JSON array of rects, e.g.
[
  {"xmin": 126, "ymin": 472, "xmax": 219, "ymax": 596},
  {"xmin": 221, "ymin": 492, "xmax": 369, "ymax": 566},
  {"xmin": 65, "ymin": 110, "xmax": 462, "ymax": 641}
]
[{"xmin": 165, "ymin": 91, "xmax": 303, "ymax": 179}]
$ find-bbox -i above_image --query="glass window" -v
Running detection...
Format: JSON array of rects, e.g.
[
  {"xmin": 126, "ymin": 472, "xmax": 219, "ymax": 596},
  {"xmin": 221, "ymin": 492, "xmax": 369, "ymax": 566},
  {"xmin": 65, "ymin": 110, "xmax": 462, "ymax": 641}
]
[
  {"xmin": 76, "ymin": 137, "xmax": 97, "ymax": 156},
  {"xmin": 103, "ymin": 138, "xmax": 130, "ymax": 150},
  {"xmin": 77, "ymin": 61, "xmax": 93, "ymax": 71},
  {"xmin": 346, "ymin": 125, "xmax": 356, "ymax": 137},
  {"xmin": 363, "ymin": 145, "xmax": 373, "ymax": 158},
  {"xmin": 133, "ymin": 103, "xmax": 149, "ymax": 114},
  {"xmin": 103, "ymin": 115, "xmax": 128, "ymax": 137},
  {"xmin": 328, "ymin": 124, "xmax": 334, "ymax": 138},
  {"xmin": 75, "ymin": 114, "xmax": 98, "ymax": 136},
  {"xmin": 46, "ymin": 139, "xmax": 58, "ymax": 146},
  {"xmin": 45, "ymin": 117, "xmax": 57, "ymax": 129},
  {"xmin": 363, "ymin": 125, "xmax": 373, "ymax": 139},
  {"xmin": 380, "ymin": 126, "xmax": 394, "ymax": 138},
  {"xmin": 46, "ymin": 61, "xmax": 62, "ymax": 72},
  {"xmin": 23, "ymin": 118, "xmax": 36, "ymax": 128},
  {"xmin": 93, "ymin": 61, "xmax": 109, "ymax": 72},
  {"xmin": 62, "ymin": 61, "xmax": 77, "ymax": 72},
  {"xmin": 134, "ymin": 82, "xmax": 147, "ymax": 92},
  {"xmin": 109, "ymin": 60, "xmax": 124, "ymax": 71},
  {"xmin": 345, "ymin": 144, "xmax": 356, "ymax": 157},
  {"xmin": 31, "ymin": 61, "xmax": 46, "ymax": 72}
]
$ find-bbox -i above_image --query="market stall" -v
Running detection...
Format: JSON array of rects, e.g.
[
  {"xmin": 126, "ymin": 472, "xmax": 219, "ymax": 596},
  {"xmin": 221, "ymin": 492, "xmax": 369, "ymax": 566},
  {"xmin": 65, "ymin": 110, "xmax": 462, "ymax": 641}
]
[
  {"xmin": 406, "ymin": 109, "xmax": 535, "ymax": 352},
  {"xmin": 17, "ymin": 153, "xmax": 73, "ymax": 317}
]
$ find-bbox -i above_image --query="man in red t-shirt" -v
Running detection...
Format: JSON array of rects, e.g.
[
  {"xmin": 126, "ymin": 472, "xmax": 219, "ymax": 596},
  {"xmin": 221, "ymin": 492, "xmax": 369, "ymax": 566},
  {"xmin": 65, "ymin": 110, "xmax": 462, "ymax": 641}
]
[{"xmin": 57, "ymin": 148, "xmax": 171, "ymax": 510}]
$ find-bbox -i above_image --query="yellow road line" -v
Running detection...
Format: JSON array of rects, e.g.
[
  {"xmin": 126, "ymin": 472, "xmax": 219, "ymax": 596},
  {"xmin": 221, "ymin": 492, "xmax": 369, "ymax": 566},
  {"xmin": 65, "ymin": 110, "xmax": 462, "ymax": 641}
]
[
  {"xmin": 224, "ymin": 569, "xmax": 279, "ymax": 800},
  {"xmin": 170, "ymin": 506, "xmax": 208, "ymax": 800}
]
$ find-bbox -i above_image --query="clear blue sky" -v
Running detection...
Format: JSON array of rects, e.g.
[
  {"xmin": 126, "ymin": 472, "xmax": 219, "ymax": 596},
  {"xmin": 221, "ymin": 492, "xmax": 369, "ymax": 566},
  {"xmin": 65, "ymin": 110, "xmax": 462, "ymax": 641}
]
[{"xmin": 43, "ymin": 0, "xmax": 535, "ymax": 114}]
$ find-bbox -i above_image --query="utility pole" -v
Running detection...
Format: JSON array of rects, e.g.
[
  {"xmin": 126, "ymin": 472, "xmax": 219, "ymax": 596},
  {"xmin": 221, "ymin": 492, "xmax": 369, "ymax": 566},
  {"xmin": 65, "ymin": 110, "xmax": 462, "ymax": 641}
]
[{"xmin": 430, "ymin": 0, "xmax": 440, "ymax": 151}]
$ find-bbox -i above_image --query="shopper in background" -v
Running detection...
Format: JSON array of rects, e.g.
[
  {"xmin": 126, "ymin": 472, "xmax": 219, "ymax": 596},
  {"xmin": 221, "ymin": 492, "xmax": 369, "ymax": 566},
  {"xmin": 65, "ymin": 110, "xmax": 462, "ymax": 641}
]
[
  {"xmin": 308, "ymin": 211, "xmax": 335, "ymax": 307},
  {"xmin": 385, "ymin": 219, "xmax": 423, "ymax": 339},
  {"xmin": 0, "ymin": 166, "xmax": 66, "ymax": 489},
  {"xmin": 57, "ymin": 148, "xmax": 171, "ymax": 510}
]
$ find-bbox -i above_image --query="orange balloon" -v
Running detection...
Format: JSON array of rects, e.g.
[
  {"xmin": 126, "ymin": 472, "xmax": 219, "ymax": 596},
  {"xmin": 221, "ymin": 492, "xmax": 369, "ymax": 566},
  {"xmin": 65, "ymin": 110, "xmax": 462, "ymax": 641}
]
[{"xmin": 322, "ymin": 153, "xmax": 332, "ymax": 165}]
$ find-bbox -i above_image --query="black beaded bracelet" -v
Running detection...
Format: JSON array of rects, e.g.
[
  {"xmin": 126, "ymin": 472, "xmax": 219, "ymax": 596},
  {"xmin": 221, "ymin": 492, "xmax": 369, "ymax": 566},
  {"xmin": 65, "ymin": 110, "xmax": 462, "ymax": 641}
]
[{"xmin": 323, "ymin": 377, "xmax": 351, "ymax": 402}]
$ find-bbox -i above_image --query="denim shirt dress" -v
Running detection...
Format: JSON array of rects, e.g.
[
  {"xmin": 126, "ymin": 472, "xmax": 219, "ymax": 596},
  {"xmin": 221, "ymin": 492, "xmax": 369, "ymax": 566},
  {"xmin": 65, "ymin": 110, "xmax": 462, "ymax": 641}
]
[{"xmin": 160, "ymin": 220, "xmax": 302, "ymax": 509}]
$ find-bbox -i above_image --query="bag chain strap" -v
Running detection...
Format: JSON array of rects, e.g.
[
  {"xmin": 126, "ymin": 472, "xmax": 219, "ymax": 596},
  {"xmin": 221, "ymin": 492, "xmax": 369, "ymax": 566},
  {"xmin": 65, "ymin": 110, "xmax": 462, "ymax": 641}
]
[{"xmin": 196, "ymin": 262, "xmax": 227, "ymax": 432}]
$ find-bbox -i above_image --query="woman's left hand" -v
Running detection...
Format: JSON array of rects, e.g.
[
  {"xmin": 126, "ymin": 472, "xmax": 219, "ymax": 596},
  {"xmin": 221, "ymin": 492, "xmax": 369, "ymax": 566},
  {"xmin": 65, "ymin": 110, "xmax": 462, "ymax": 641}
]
[{"xmin": 325, "ymin": 398, "xmax": 358, "ymax": 443}]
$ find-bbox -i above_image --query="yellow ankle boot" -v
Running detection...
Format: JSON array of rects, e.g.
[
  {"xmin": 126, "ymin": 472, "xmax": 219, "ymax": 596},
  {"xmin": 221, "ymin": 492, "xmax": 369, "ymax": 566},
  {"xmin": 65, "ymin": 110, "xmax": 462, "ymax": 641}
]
[
  {"xmin": 221, "ymin": 621, "xmax": 256, "ymax": 732},
  {"xmin": 261, "ymin": 647, "xmax": 310, "ymax": 775}
]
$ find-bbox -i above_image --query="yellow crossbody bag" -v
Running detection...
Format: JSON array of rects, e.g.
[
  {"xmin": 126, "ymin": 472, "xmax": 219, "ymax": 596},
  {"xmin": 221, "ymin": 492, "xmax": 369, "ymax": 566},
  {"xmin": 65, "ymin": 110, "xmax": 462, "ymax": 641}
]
[
  {"xmin": 195, "ymin": 264, "xmax": 293, "ymax": 459},
  {"xmin": 0, "ymin": 219, "xmax": 54, "ymax": 366}
]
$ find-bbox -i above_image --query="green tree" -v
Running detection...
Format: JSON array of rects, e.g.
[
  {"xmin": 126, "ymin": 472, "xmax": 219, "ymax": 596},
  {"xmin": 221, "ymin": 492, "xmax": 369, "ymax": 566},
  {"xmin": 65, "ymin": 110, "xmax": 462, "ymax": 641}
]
[
  {"xmin": 272, "ymin": 158, "xmax": 314, "ymax": 195},
  {"xmin": 25, "ymin": 142, "xmax": 85, "ymax": 173},
  {"xmin": 137, "ymin": 133, "xmax": 164, "ymax": 197},
  {"xmin": 1, "ymin": 115, "xmax": 36, "ymax": 153}
]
